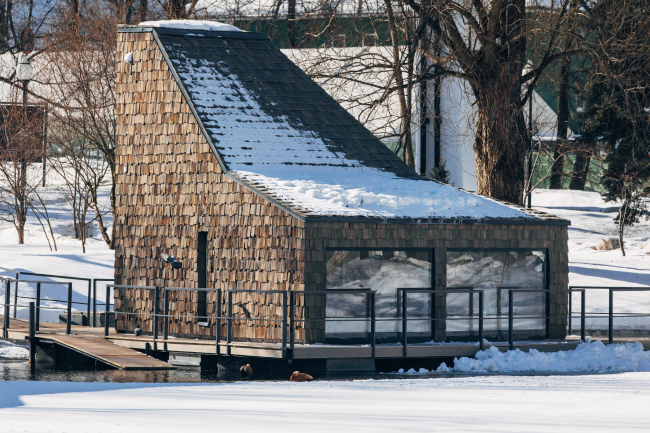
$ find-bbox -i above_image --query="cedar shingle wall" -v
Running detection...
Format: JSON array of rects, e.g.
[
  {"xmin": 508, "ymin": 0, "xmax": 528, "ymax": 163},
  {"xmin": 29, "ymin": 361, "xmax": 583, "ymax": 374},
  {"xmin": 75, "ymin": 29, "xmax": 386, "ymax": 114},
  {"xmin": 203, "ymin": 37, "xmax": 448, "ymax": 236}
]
[{"xmin": 114, "ymin": 31, "xmax": 306, "ymax": 341}]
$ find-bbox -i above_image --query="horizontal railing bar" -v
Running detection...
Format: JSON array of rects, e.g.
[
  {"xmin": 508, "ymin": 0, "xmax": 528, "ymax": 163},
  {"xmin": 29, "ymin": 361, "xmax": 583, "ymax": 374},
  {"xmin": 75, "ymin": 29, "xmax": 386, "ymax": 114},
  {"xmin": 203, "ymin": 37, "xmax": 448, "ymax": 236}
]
[
  {"xmin": 107, "ymin": 285, "xmax": 156, "ymax": 290},
  {"xmin": 570, "ymin": 286, "xmax": 650, "ymax": 290},
  {"xmin": 227, "ymin": 289, "xmax": 289, "ymax": 294},
  {"xmin": 0, "ymin": 266, "xmax": 20, "ymax": 273},
  {"xmin": 14, "ymin": 296, "xmax": 87, "ymax": 306},
  {"xmin": 2, "ymin": 279, "xmax": 70, "ymax": 285},
  {"xmin": 18, "ymin": 272, "xmax": 92, "ymax": 282},
  {"xmin": 164, "ymin": 287, "xmax": 220, "ymax": 292}
]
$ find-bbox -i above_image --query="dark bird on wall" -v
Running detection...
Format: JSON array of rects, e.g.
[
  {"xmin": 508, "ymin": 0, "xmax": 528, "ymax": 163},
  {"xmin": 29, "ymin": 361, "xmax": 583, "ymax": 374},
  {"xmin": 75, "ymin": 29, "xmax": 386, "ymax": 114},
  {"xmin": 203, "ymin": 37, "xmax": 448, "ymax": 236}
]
[
  {"xmin": 240, "ymin": 364, "xmax": 253, "ymax": 378},
  {"xmin": 290, "ymin": 371, "xmax": 313, "ymax": 382},
  {"xmin": 134, "ymin": 324, "xmax": 142, "ymax": 337}
]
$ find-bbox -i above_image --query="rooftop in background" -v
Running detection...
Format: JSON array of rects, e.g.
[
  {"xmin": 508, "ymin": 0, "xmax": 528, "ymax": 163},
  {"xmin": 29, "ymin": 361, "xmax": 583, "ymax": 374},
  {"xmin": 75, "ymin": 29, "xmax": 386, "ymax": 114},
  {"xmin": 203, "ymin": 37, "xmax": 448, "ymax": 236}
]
[
  {"xmin": 118, "ymin": 22, "xmax": 567, "ymax": 224},
  {"xmin": 138, "ymin": 20, "xmax": 243, "ymax": 32}
]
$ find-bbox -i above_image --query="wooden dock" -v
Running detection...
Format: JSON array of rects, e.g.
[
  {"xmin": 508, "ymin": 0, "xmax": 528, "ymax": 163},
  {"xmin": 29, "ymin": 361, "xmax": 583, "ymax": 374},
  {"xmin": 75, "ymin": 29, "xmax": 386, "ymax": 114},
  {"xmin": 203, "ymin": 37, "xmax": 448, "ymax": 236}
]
[
  {"xmin": 37, "ymin": 334, "xmax": 175, "ymax": 370},
  {"xmin": 1, "ymin": 315, "xmax": 175, "ymax": 370}
]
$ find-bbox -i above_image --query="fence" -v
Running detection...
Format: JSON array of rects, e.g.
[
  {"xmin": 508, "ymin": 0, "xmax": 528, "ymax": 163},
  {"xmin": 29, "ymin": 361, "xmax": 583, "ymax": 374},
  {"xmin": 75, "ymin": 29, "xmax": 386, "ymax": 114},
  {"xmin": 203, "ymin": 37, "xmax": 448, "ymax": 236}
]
[
  {"xmin": 0, "ymin": 267, "xmax": 114, "ymax": 335},
  {"xmin": 96, "ymin": 286, "xmax": 587, "ymax": 358},
  {"xmin": 569, "ymin": 286, "xmax": 650, "ymax": 344},
  {"xmin": 8, "ymin": 279, "xmax": 650, "ymax": 360}
]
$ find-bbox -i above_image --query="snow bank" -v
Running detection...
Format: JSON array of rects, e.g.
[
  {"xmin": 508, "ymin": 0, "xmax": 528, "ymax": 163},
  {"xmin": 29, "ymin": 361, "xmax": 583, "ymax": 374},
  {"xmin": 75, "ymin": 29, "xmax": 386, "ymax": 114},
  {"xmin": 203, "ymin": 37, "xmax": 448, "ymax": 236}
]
[
  {"xmin": 139, "ymin": 20, "xmax": 242, "ymax": 32},
  {"xmin": 0, "ymin": 340, "xmax": 28, "ymax": 359},
  {"xmin": 434, "ymin": 340, "xmax": 650, "ymax": 373}
]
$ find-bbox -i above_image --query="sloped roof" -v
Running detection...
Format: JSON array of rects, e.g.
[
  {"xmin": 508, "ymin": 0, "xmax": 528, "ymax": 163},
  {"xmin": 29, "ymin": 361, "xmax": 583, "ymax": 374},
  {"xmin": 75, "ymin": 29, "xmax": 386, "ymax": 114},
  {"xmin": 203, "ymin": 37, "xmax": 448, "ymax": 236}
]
[{"xmin": 119, "ymin": 23, "xmax": 566, "ymax": 225}]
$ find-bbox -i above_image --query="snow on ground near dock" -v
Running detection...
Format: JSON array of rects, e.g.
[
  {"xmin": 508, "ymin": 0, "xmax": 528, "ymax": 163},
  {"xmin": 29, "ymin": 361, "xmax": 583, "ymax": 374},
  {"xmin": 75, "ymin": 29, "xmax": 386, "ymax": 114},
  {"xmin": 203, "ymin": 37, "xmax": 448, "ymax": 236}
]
[
  {"xmin": 396, "ymin": 340, "xmax": 650, "ymax": 373},
  {"xmin": 1, "ymin": 373, "xmax": 650, "ymax": 432},
  {"xmin": 0, "ymin": 340, "xmax": 28, "ymax": 359},
  {"xmin": 1, "ymin": 187, "xmax": 650, "ymax": 328}
]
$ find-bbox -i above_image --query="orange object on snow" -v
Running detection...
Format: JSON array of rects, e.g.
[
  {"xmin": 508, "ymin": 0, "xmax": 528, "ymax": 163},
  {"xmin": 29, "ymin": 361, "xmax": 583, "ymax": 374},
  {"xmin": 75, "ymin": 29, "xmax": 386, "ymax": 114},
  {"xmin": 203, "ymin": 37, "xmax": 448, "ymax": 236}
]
[
  {"xmin": 290, "ymin": 371, "xmax": 313, "ymax": 382},
  {"xmin": 240, "ymin": 364, "xmax": 253, "ymax": 377}
]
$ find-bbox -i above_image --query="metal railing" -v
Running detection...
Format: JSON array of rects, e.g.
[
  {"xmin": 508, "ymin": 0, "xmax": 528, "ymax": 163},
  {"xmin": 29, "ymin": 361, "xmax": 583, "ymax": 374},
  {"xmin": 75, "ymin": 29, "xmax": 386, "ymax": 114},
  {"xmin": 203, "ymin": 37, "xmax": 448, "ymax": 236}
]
[
  {"xmin": 569, "ymin": 286, "xmax": 650, "ymax": 344},
  {"xmin": 7, "ymin": 282, "xmax": 603, "ymax": 359},
  {"xmin": 104, "ymin": 285, "xmax": 157, "ymax": 338},
  {"xmin": 1, "ymin": 276, "xmax": 77, "ymax": 335},
  {"xmin": 18, "ymin": 272, "xmax": 92, "ymax": 322},
  {"xmin": 0, "ymin": 268, "xmax": 113, "ymax": 329}
]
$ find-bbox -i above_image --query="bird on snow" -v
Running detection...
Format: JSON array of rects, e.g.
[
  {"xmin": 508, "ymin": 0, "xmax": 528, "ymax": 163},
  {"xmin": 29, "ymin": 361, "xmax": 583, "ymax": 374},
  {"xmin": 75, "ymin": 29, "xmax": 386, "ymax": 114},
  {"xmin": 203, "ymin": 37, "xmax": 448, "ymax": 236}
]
[
  {"xmin": 290, "ymin": 371, "xmax": 313, "ymax": 382},
  {"xmin": 240, "ymin": 364, "xmax": 253, "ymax": 378},
  {"xmin": 134, "ymin": 324, "xmax": 142, "ymax": 337}
]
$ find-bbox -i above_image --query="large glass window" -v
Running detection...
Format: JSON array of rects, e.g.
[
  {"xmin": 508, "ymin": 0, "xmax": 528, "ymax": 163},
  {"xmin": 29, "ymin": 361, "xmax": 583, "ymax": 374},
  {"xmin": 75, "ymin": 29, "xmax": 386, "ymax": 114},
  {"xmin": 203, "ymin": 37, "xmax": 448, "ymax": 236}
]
[
  {"xmin": 446, "ymin": 250, "xmax": 547, "ymax": 339},
  {"xmin": 326, "ymin": 250, "xmax": 432, "ymax": 339}
]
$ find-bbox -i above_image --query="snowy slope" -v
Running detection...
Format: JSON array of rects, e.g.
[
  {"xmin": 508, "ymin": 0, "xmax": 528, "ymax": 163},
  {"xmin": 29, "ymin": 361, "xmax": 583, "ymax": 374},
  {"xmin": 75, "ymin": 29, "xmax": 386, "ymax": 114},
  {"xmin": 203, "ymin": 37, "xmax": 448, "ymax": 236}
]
[{"xmin": 532, "ymin": 189, "xmax": 650, "ymax": 330}]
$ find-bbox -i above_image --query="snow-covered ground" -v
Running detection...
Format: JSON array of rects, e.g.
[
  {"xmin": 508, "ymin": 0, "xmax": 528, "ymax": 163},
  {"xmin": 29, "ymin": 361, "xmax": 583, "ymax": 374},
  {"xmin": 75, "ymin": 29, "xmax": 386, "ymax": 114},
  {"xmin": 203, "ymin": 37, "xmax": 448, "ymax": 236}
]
[
  {"xmin": 1, "ymin": 373, "xmax": 650, "ymax": 432},
  {"xmin": 0, "ymin": 340, "xmax": 28, "ymax": 359},
  {"xmin": 532, "ymin": 189, "xmax": 650, "ymax": 330}
]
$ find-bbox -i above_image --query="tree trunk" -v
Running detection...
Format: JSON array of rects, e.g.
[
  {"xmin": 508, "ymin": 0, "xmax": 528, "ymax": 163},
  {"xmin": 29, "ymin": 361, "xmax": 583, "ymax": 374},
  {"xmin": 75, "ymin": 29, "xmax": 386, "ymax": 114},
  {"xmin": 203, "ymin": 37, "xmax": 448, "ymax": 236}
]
[
  {"xmin": 618, "ymin": 203, "xmax": 626, "ymax": 257},
  {"xmin": 138, "ymin": 0, "xmax": 148, "ymax": 23},
  {"xmin": 569, "ymin": 145, "xmax": 591, "ymax": 190},
  {"xmin": 549, "ymin": 6, "xmax": 575, "ymax": 190},
  {"xmin": 385, "ymin": 0, "xmax": 414, "ymax": 169},
  {"xmin": 287, "ymin": 0, "xmax": 296, "ymax": 48},
  {"xmin": 474, "ymin": 76, "xmax": 527, "ymax": 204}
]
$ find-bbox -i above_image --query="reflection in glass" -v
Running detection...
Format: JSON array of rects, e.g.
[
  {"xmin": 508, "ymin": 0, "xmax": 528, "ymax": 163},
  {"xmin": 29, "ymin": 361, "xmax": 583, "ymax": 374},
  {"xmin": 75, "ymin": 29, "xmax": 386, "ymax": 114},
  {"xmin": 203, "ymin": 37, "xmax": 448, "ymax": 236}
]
[
  {"xmin": 326, "ymin": 250, "xmax": 432, "ymax": 337},
  {"xmin": 446, "ymin": 250, "xmax": 546, "ymax": 339}
]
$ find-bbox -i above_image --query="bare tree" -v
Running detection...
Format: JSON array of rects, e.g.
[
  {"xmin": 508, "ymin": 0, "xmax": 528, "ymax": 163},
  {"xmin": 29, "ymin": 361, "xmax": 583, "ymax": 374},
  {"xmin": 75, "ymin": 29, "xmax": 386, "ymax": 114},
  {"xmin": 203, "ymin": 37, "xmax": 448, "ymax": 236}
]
[
  {"xmin": 0, "ymin": 96, "xmax": 47, "ymax": 244},
  {"xmin": 40, "ymin": 5, "xmax": 118, "ymax": 247}
]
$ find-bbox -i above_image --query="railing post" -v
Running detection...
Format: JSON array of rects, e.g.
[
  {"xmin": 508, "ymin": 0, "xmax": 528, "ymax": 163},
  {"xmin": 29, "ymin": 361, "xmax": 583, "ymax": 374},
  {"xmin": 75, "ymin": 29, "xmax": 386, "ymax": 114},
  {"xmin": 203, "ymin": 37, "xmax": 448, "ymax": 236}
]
[
  {"xmin": 215, "ymin": 289, "xmax": 221, "ymax": 355},
  {"xmin": 153, "ymin": 287, "xmax": 160, "ymax": 350},
  {"xmin": 478, "ymin": 291, "xmax": 484, "ymax": 351},
  {"xmin": 580, "ymin": 289, "xmax": 586, "ymax": 342},
  {"xmin": 13, "ymin": 279, "xmax": 18, "ymax": 318},
  {"xmin": 289, "ymin": 291, "xmax": 295, "ymax": 359},
  {"xmin": 226, "ymin": 291, "xmax": 232, "ymax": 356},
  {"xmin": 66, "ymin": 282, "xmax": 72, "ymax": 335},
  {"xmin": 468, "ymin": 287, "xmax": 474, "ymax": 333},
  {"xmin": 104, "ymin": 285, "xmax": 110, "ymax": 338},
  {"xmin": 568, "ymin": 288, "xmax": 573, "ymax": 336},
  {"xmin": 508, "ymin": 289, "xmax": 513, "ymax": 350},
  {"xmin": 545, "ymin": 289, "xmax": 551, "ymax": 340},
  {"xmin": 402, "ymin": 290, "xmax": 407, "ymax": 357},
  {"xmin": 282, "ymin": 291, "xmax": 288, "ymax": 359},
  {"xmin": 608, "ymin": 288, "xmax": 614, "ymax": 344},
  {"xmin": 163, "ymin": 289, "xmax": 169, "ymax": 341},
  {"xmin": 370, "ymin": 291, "xmax": 376, "ymax": 358},
  {"xmin": 3, "ymin": 280, "xmax": 9, "ymax": 338},
  {"xmin": 93, "ymin": 280, "xmax": 97, "ymax": 327},
  {"xmin": 29, "ymin": 301, "xmax": 35, "ymax": 370},
  {"xmin": 86, "ymin": 280, "xmax": 91, "ymax": 327},
  {"xmin": 35, "ymin": 282, "xmax": 41, "ymax": 332}
]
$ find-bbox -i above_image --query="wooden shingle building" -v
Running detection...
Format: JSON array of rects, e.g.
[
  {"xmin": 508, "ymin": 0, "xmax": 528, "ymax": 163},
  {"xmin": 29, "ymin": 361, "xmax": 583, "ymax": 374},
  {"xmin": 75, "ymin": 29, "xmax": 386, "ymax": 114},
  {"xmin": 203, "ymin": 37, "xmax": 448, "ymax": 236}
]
[{"xmin": 114, "ymin": 20, "xmax": 570, "ymax": 358}]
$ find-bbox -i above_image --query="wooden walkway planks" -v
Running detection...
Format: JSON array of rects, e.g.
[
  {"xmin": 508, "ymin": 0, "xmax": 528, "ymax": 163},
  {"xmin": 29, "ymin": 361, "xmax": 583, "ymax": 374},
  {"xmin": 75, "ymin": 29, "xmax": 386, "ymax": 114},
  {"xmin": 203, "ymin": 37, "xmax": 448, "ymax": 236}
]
[{"xmin": 40, "ymin": 334, "xmax": 176, "ymax": 370}]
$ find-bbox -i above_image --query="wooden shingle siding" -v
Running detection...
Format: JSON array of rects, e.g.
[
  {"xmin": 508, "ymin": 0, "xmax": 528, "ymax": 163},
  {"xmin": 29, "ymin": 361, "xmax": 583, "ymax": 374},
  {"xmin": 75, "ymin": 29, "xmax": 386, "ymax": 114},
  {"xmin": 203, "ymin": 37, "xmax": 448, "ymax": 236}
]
[{"xmin": 114, "ymin": 32, "xmax": 306, "ymax": 341}]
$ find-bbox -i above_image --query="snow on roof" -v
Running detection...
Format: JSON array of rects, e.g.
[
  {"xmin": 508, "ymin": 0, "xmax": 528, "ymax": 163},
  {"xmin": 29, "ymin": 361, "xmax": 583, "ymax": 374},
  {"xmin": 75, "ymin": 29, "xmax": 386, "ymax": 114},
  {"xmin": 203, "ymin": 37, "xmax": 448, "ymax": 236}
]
[
  {"xmin": 236, "ymin": 166, "xmax": 530, "ymax": 219},
  {"xmin": 138, "ymin": 20, "xmax": 242, "ymax": 32},
  {"xmin": 156, "ymin": 31, "xmax": 536, "ymax": 221}
]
